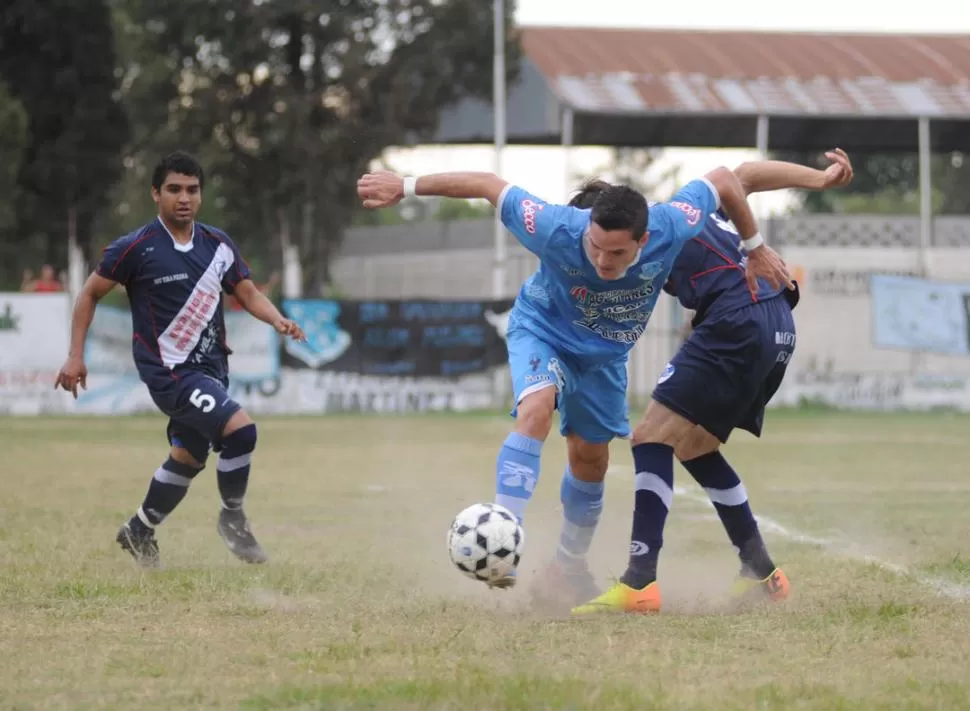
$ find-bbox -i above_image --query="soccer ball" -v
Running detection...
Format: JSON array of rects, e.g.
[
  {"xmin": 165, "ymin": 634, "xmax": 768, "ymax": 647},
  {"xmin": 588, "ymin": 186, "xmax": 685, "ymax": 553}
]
[{"xmin": 447, "ymin": 502, "xmax": 524, "ymax": 583}]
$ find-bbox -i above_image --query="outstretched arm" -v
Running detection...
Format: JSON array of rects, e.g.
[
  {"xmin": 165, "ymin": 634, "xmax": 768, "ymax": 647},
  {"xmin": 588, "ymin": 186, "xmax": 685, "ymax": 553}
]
[
  {"xmin": 357, "ymin": 170, "xmax": 576, "ymax": 261},
  {"xmin": 357, "ymin": 171, "xmax": 509, "ymax": 209},
  {"xmin": 734, "ymin": 148, "xmax": 853, "ymax": 196}
]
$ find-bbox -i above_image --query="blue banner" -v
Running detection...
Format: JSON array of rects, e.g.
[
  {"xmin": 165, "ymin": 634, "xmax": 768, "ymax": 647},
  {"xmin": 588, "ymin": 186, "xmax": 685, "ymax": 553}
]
[
  {"xmin": 280, "ymin": 298, "xmax": 515, "ymax": 377},
  {"xmin": 870, "ymin": 274, "xmax": 970, "ymax": 355}
]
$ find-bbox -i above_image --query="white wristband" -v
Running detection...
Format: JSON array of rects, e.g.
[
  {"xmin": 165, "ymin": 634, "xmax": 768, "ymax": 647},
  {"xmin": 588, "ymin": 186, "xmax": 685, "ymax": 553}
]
[
  {"xmin": 741, "ymin": 233, "xmax": 765, "ymax": 252},
  {"xmin": 402, "ymin": 176, "xmax": 418, "ymax": 198}
]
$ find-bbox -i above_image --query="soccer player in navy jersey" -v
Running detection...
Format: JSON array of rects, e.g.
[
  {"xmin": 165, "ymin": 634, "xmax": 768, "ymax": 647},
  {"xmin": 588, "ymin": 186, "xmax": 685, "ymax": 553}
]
[
  {"xmin": 570, "ymin": 149, "xmax": 854, "ymax": 614},
  {"xmin": 54, "ymin": 151, "xmax": 306, "ymax": 568},
  {"xmin": 357, "ymin": 162, "xmax": 792, "ymax": 591}
]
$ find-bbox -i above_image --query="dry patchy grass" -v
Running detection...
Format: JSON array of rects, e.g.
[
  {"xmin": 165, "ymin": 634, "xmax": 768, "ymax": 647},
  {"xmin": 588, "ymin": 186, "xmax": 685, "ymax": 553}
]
[{"xmin": 2, "ymin": 410, "xmax": 970, "ymax": 709}]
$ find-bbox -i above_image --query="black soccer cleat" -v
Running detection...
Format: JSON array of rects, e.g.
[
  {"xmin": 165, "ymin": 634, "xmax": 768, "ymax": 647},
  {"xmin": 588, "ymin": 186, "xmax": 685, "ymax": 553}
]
[
  {"xmin": 217, "ymin": 508, "xmax": 268, "ymax": 564},
  {"xmin": 116, "ymin": 521, "xmax": 160, "ymax": 568}
]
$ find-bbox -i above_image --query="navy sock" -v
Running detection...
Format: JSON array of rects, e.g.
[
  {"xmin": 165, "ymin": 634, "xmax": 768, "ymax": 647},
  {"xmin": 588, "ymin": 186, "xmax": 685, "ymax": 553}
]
[
  {"xmin": 621, "ymin": 443, "xmax": 674, "ymax": 590},
  {"xmin": 494, "ymin": 432, "xmax": 542, "ymax": 523},
  {"xmin": 682, "ymin": 451, "xmax": 775, "ymax": 578},
  {"xmin": 133, "ymin": 457, "xmax": 203, "ymax": 528},
  {"xmin": 217, "ymin": 424, "xmax": 257, "ymax": 510}
]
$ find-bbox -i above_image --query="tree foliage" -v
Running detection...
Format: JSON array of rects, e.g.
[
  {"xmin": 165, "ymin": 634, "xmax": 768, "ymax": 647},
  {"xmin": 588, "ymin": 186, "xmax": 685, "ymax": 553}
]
[
  {"xmin": 117, "ymin": 0, "xmax": 520, "ymax": 292},
  {"xmin": 0, "ymin": 0, "xmax": 127, "ymax": 280}
]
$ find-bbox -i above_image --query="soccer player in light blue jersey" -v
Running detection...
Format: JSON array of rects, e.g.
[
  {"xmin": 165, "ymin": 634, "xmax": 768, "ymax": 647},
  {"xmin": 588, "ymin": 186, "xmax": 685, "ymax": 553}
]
[{"xmin": 357, "ymin": 165, "xmax": 791, "ymax": 593}]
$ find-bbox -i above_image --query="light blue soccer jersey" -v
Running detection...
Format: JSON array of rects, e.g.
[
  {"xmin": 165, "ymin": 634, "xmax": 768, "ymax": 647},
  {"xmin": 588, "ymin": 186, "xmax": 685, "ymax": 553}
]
[{"xmin": 499, "ymin": 179, "xmax": 720, "ymax": 368}]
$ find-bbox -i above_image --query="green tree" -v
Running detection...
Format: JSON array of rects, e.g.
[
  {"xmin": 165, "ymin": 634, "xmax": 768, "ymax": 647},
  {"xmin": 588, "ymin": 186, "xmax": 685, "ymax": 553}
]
[
  {"xmin": 120, "ymin": 0, "xmax": 520, "ymax": 293},
  {"xmin": 0, "ymin": 0, "xmax": 128, "ymax": 270},
  {"xmin": 95, "ymin": 1, "xmax": 238, "ymax": 257},
  {"xmin": 0, "ymin": 83, "xmax": 27, "ymax": 232},
  {"xmin": 0, "ymin": 83, "xmax": 28, "ymax": 288}
]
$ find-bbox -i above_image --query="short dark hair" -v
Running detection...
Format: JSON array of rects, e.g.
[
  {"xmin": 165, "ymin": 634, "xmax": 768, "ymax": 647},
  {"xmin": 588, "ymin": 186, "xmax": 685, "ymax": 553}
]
[
  {"xmin": 568, "ymin": 179, "xmax": 612, "ymax": 209},
  {"xmin": 151, "ymin": 150, "xmax": 205, "ymax": 191},
  {"xmin": 573, "ymin": 181, "xmax": 647, "ymax": 239}
]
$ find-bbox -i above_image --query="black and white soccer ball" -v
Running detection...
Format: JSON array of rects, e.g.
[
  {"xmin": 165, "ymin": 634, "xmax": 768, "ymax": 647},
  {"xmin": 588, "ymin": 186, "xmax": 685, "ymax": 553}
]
[{"xmin": 447, "ymin": 502, "xmax": 524, "ymax": 584}]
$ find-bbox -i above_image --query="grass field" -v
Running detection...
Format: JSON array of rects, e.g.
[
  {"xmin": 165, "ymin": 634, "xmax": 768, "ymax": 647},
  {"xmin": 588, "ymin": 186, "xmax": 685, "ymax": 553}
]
[{"xmin": 2, "ymin": 410, "xmax": 970, "ymax": 710}]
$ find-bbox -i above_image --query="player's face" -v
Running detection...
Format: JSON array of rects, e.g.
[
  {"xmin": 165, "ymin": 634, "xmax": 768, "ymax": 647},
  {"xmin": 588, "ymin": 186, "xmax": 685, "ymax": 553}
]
[
  {"xmin": 584, "ymin": 224, "xmax": 646, "ymax": 280},
  {"xmin": 152, "ymin": 172, "xmax": 202, "ymax": 227}
]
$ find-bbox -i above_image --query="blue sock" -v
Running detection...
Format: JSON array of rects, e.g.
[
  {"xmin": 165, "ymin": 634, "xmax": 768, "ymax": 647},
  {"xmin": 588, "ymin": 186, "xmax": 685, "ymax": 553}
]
[
  {"xmin": 682, "ymin": 451, "xmax": 775, "ymax": 578},
  {"xmin": 495, "ymin": 432, "xmax": 543, "ymax": 523},
  {"xmin": 621, "ymin": 443, "xmax": 674, "ymax": 590},
  {"xmin": 556, "ymin": 467, "xmax": 604, "ymax": 570}
]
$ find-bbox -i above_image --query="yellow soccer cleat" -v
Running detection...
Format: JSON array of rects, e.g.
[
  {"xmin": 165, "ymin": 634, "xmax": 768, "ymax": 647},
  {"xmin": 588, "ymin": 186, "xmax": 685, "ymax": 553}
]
[
  {"xmin": 570, "ymin": 580, "xmax": 661, "ymax": 616},
  {"xmin": 731, "ymin": 566, "xmax": 791, "ymax": 603}
]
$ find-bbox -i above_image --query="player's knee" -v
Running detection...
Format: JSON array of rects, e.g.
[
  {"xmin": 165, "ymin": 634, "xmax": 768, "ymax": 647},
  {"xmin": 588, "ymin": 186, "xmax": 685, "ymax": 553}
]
[
  {"xmin": 222, "ymin": 422, "xmax": 257, "ymax": 456},
  {"xmin": 515, "ymin": 386, "xmax": 556, "ymax": 440},
  {"xmin": 566, "ymin": 436, "xmax": 609, "ymax": 482},
  {"xmin": 222, "ymin": 409, "xmax": 254, "ymax": 438},
  {"xmin": 170, "ymin": 445, "xmax": 206, "ymax": 469},
  {"xmin": 632, "ymin": 399, "xmax": 694, "ymax": 447},
  {"xmin": 675, "ymin": 427, "xmax": 720, "ymax": 462}
]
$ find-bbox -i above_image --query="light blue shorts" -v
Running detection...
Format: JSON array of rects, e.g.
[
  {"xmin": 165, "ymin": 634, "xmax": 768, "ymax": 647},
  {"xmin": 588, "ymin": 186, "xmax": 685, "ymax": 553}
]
[{"xmin": 506, "ymin": 327, "xmax": 630, "ymax": 443}]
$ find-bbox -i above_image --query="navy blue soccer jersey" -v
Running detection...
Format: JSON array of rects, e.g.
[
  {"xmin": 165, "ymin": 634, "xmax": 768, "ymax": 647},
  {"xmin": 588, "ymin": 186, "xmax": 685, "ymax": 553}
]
[
  {"xmin": 95, "ymin": 218, "xmax": 251, "ymax": 390},
  {"xmin": 663, "ymin": 210, "xmax": 794, "ymax": 325}
]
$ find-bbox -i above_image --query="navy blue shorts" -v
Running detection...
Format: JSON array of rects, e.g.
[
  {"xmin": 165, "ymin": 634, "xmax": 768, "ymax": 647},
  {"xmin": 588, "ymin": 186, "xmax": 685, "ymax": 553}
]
[
  {"xmin": 651, "ymin": 294, "xmax": 795, "ymax": 443},
  {"xmin": 149, "ymin": 369, "xmax": 241, "ymax": 462}
]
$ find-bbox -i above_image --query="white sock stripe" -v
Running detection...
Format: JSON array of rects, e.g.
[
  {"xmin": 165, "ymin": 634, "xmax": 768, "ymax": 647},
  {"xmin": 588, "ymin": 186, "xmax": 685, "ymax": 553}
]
[
  {"xmin": 560, "ymin": 520, "xmax": 581, "ymax": 541},
  {"xmin": 217, "ymin": 452, "xmax": 252, "ymax": 472},
  {"xmin": 556, "ymin": 544, "xmax": 586, "ymax": 559},
  {"xmin": 153, "ymin": 466, "xmax": 193, "ymax": 487},
  {"xmin": 135, "ymin": 506, "xmax": 155, "ymax": 528},
  {"xmin": 704, "ymin": 483, "xmax": 749, "ymax": 507},
  {"xmin": 634, "ymin": 471, "xmax": 674, "ymax": 510}
]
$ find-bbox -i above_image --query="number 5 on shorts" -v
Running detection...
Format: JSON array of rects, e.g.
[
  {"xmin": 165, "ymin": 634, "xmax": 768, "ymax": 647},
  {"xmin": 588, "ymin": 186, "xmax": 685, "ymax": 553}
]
[{"xmin": 190, "ymin": 388, "xmax": 216, "ymax": 413}]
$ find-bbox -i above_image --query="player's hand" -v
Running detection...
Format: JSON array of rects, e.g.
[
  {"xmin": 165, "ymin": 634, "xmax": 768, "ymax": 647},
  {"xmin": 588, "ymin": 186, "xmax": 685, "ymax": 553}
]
[
  {"xmin": 820, "ymin": 148, "xmax": 853, "ymax": 189},
  {"xmin": 745, "ymin": 245, "xmax": 795, "ymax": 295},
  {"xmin": 54, "ymin": 356, "xmax": 88, "ymax": 399},
  {"xmin": 357, "ymin": 171, "xmax": 405, "ymax": 209},
  {"xmin": 274, "ymin": 318, "xmax": 306, "ymax": 342}
]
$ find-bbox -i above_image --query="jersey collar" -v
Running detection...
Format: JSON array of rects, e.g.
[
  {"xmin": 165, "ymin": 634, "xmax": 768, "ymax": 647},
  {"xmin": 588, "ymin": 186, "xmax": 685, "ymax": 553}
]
[{"xmin": 157, "ymin": 216, "xmax": 195, "ymax": 253}]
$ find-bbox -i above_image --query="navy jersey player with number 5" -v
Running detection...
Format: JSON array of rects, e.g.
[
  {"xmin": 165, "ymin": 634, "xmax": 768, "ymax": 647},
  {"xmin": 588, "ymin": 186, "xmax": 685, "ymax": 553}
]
[{"xmin": 54, "ymin": 151, "xmax": 306, "ymax": 568}]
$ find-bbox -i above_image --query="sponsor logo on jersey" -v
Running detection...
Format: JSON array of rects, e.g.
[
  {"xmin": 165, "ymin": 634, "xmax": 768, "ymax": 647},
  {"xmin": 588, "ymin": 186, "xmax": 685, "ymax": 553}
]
[
  {"xmin": 670, "ymin": 201, "xmax": 702, "ymax": 226},
  {"xmin": 521, "ymin": 199, "xmax": 544, "ymax": 235}
]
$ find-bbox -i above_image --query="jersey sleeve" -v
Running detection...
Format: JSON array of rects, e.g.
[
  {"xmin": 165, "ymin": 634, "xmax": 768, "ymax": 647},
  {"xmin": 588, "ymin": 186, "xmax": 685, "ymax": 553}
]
[
  {"xmin": 219, "ymin": 233, "xmax": 252, "ymax": 294},
  {"xmin": 650, "ymin": 178, "xmax": 721, "ymax": 249},
  {"xmin": 499, "ymin": 184, "xmax": 577, "ymax": 258},
  {"xmin": 95, "ymin": 235, "xmax": 140, "ymax": 285}
]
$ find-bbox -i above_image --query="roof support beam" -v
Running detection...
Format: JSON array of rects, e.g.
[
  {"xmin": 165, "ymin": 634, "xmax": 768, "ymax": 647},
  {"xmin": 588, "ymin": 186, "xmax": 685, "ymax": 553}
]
[{"xmin": 918, "ymin": 116, "xmax": 933, "ymax": 274}]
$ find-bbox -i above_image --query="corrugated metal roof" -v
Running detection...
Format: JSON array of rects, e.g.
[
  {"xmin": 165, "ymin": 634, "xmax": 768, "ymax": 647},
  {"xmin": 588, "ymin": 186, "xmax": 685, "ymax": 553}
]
[{"xmin": 521, "ymin": 27, "xmax": 970, "ymax": 117}]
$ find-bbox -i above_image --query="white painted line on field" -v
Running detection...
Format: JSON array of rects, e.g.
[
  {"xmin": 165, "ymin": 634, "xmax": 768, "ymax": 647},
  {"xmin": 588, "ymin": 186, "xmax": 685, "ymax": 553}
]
[{"xmin": 606, "ymin": 467, "xmax": 970, "ymax": 601}]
